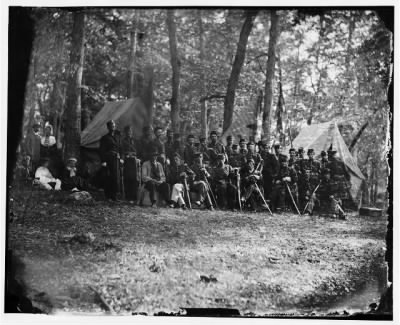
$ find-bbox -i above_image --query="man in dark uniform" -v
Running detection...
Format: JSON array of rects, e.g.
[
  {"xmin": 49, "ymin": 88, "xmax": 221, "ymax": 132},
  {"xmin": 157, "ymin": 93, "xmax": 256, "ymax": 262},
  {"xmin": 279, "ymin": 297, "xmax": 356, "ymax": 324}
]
[
  {"xmin": 320, "ymin": 150, "xmax": 329, "ymax": 170},
  {"xmin": 240, "ymin": 158, "xmax": 265, "ymax": 212},
  {"xmin": 261, "ymin": 143, "xmax": 278, "ymax": 201},
  {"xmin": 121, "ymin": 126, "xmax": 140, "ymax": 203},
  {"xmin": 302, "ymin": 148, "xmax": 321, "ymax": 189},
  {"xmin": 288, "ymin": 148, "xmax": 297, "ymax": 169},
  {"xmin": 270, "ymin": 155, "xmax": 298, "ymax": 212},
  {"xmin": 211, "ymin": 154, "xmax": 236, "ymax": 210},
  {"xmin": 246, "ymin": 141, "xmax": 262, "ymax": 168},
  {"xmin": 296, "ymin": 147, "xmax": 306, "ymax": 175},
  {"xmin": 298, "ymin": 169, "xmax": 316, "ymax": 214},
  {"xmin": 99, "ymin": 120, "xmax": 123, "ymax": 201},
  {"xmin": 225, "ymin": 135, "xmax": 234, "ymax": 160},
  {"xmin": 137, "ymin": 125, "xmax": 154, "ymax": 162},
  {"xmin": 208, "ymin": 131, "xmax": 226, "ymax": 167},
  {"xmin": 198, "ymin": 137, "xmax": 210, "ymax": 163},
  {"xmin": 183, "ymin": 134, "xmax": 196, "ymax": 166},
  {"xmin": 238, "ymin": 138, "xmax": 248, "ymax": 166},
  {"xmin": 229, "ymin": 144, "xmax": 242, "ymax": 168},
  {"xmin": 327, "ymin": 146, "xmax": 351, "ymax": 205},
  {"xmin": 190, "ymin": 153, "xmax": 214, "ymax": 210}
]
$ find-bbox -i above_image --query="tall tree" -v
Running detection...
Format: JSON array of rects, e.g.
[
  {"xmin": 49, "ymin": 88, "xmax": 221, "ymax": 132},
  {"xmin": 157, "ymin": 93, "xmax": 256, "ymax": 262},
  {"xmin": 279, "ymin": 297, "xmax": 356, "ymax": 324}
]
[
  {"xmin": 64, "ymin": 10, "xmax": 85, "ymax": 160},
  {"xmin": 222, "ymin": 9, "xmax": 258, "ymax": 133},
  {"xmin": 262, "ymin": 10, "xmax": 280, "ymax": 142},
  {"xmin": 198, "ymin": 10, "xmax": 208, "ymax": 138},
  {"xmin": 166, "ymin": 9, "xmax": 181, "ymax": 133}
]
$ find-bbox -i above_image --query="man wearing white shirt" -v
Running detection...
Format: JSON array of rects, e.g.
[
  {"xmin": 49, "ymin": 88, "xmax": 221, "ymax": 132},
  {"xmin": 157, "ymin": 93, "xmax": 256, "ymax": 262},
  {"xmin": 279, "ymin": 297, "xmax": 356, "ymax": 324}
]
[{"xmin": 34, "ymin": 158, "xmax": 61, "ymax": 190}]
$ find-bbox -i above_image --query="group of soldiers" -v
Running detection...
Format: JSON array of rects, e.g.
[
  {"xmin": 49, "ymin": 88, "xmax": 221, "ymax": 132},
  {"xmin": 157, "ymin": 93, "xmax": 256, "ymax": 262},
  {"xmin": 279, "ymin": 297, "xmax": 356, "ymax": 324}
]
[{"xmin": 100, "ymin": 120, "xmax": 350, "ymax": 218}]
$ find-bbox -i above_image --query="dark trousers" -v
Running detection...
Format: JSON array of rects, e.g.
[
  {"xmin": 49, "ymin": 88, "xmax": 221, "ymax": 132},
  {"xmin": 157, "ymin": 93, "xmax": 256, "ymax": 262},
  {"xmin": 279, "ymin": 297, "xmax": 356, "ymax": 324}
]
[
  {"xmin": 144, "ymin": 181, "xmax": 171, "ymax": 204},
  {"xmin": 191, "ymin": 181, "xmax": 212, "ymax": 208},
  {"xmin": 263, "ymin": 173, "xmax": 273, "ymax": 200},
  {"xmin": 124, "ymin": 158, "xmax": 139, "ymax": 201},
  {"xmin": 214, "ymin": 181, "xmax": 237, "ymax": 209},
  {"xmin": 104, "ymin": 155, "xmax": 120, "ymax": 200}
]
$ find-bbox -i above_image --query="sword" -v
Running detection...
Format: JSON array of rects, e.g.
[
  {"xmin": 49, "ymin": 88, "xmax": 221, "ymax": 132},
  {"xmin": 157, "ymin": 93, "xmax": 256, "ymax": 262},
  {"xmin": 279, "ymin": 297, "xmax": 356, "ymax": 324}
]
[
  {"xmin": 302, "ymin": 181, "xmax": 321, "ymax": 215},
  {"xmin": 254, "ymin": 183, "xmax": 273, "ymax": 215},
  {"xmin": 285, "ymin": 182, "xmax": 301, "ymax": 216}
]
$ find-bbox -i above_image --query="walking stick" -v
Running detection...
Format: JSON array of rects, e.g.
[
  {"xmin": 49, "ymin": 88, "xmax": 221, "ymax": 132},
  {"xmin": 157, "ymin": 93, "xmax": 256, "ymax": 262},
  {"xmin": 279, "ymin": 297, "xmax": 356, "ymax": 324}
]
[
  {"xmin": 183, "ymin": 177, "xmax": 192, "ymax": 210},
  {"xmin": 285, "ymin": 182, "xmax": 301, "ymax": 216},
  {"xmin": 254, "ymin": 183, "xmax": 273, "ymax": 215},
  {"xmin": 302, "ymin": 181, "xmax": 321, "ymax": 215}
]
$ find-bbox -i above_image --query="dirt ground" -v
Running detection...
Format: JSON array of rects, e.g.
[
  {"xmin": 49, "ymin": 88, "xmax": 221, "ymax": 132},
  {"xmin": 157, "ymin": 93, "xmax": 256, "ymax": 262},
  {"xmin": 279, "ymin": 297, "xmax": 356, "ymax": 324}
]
[{"xmin": 7, "ymin": 186, "xmax": 388, "ymax": 316}]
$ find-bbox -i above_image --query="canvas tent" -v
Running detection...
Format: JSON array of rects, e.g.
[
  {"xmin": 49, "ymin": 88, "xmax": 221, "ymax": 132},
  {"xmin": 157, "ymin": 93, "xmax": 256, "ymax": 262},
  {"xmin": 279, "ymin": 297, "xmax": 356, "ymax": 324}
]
[
  {"xmin": 285, "ymin": 121, "xmax": 365, "ymax": 204},
  {"xmin": 81, "ymin": 97, "xmax": 149, "ymax": 149}
]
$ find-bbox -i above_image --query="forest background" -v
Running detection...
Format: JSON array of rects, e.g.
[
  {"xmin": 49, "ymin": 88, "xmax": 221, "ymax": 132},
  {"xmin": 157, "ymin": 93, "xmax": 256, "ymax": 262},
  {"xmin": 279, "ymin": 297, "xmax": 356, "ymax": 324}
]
[{"xmin": 21, "ymin": 8, "xmax": 392, "ymax": 205}]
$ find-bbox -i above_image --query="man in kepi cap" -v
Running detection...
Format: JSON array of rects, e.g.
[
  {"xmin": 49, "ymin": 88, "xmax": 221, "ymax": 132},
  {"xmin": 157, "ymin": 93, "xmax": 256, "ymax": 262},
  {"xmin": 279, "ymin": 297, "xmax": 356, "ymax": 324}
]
[
  {"xmin": 141, "ymin": 149, "xmax": 174, "ymax": 207},
  {"xmin": 208, "ymin": 131, "xmax": 227, "ymax": 167},
  {"xmin": 100, "ymin": 120, "xmax": 123, "ymax": 201}
]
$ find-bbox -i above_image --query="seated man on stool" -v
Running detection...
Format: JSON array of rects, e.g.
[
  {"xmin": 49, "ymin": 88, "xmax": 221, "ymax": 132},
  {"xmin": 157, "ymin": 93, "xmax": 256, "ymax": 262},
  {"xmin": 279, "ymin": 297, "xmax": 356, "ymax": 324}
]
[{"xmin": 141, "ymin": 149, "xmax": 174, "ymax": 208}]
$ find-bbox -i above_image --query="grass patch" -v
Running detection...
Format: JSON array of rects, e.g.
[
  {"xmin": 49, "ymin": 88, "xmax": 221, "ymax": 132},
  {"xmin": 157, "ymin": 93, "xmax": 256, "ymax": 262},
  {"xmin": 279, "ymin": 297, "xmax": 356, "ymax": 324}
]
[{"xmin": 8, "ymin": 186, "xmax": 387, "ymax": 315}]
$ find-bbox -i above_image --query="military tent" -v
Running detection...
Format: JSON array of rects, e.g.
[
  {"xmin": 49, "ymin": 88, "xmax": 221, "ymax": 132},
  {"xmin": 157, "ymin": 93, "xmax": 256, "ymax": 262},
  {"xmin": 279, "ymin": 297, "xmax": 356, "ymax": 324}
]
[
  {"xmin": 285, "ymin": 121, "xmax": 365, "ymax": 204},
  {"xmin": 81, "ymin": 97, "xmax": 149, "ymax": 149}
]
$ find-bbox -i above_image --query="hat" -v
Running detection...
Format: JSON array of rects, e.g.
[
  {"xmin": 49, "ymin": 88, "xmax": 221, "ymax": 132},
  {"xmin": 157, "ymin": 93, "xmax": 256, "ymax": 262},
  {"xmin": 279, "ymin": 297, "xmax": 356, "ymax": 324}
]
[
  {"xmin": 173, "ymin": 152, "xmax": 182, "ymax": 160},
  {"xmin": 232, "ymin": 144, "xmax": 238, "ymax": 149},
  {"xmin": 247, "ymin": 141, "xmax": 255, "ymax": 146},
  {"xmin": 227, "ymin": 135, "xmax": 233, "ymax": 140},
  {"xmin": 151, "ymin": 149, "xmax": 159, "ymax": 156},
  {"xmin": 217, "ymin": 154, "xmax": 225, "ymax": 160},
  {"xmin": 210, "ymin": 131, "xmax": 218, "ymax": 136},
  {"xmin": 194, "ymin": 152, "xmax": 203, "ymax": 158},
  {"xmin": 298, "ymin": 147, "xmax": 304, "ymax": 153},
  {"xmin": 127, "ymin": 149, "xmax": 137, "ymax": 156},
  {"xmin": 280, "ymin": 155, "xmax": 288, "ymax": 162},
  {"xmin": 239, "ymin": 138, "xmax": 246, "ymax": 144},
  {"xmin": 187, "ymin": 134, "xmax": 195, "ymax": 139},
  {"xmin": 289, "ymin": 148, "xmax": 296, "ymax": 153},
  {"xmin": 307, "ymin": 148, "xmax": 314, "ymax": 154},
  {"xmin": 321, "ymin": 150, "xmax": 327, "ymax": 157},
  {"xmin": 67, "ymin": 157, "xmax": 78, "ymax": 163},
  {"xmin": 274, "ymin": 144, "xmax": 281, "ymax": 150}
]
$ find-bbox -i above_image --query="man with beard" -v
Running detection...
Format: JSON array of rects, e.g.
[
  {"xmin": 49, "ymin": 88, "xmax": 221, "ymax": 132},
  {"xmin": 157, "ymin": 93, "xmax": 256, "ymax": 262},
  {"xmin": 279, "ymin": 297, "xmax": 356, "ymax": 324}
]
[
  {"xmin": 141, "ymin": 150, "xmax": 174, "ymax": 208},
  {"xmin": 190, "ymin": 153, "xmax": 214, "ymax": 210},
  {"xmin": 99, "ymin": 120, "xmax": 123, "ymax": 201},
  {"xmin": 208, "ymin": 131, "xmax": 226, "ymax": 167},
  {"xmin": 211, "ymin": 154, "xmax": 236, "ymax": 210},
  {"xmin": 183, "ymin": 134, "xmax": 197, "ymax": 166},
  {"xmin": 169, "ymin": 153, "xmax": 195, "ymax": 209},
  {"xmin": 270, "ymin": 156, "xmax": 298, "ymax": 212},
  {"xmin": 240, "ymin": 158, "xmax": 265, "ymax": 212},
  {"xmin": 121, "ymin": 126, "xmax": 140, "ymax": 204}
]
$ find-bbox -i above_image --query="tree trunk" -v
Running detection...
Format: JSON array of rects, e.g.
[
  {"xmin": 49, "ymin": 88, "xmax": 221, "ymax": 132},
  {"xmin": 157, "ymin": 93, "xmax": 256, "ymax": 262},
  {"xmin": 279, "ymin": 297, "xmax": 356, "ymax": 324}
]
[
  {"xmin": 166, "ymin": 10, "xmax": 181, "ymax": 133},
  {"xmin": 64, "ymin": 11, "xmax": 85, "ymax": 160},
  {"xmin": 307, "ymin": 13, "xmax": 325, "ymax": 125},
  {"xmin": 222, "ymin": 9, "xmax": 258, "ymax": 133},
  {"xmin": 198, "ymin": 10, "xmax": 208, "ymax": 138},
  {"xmin": 262, "ymin": 10, "xmax": 280, "ymax": 142},
  {"xmin": 127, "ymin": 10, "xmax": 138, "ymax": 98}
]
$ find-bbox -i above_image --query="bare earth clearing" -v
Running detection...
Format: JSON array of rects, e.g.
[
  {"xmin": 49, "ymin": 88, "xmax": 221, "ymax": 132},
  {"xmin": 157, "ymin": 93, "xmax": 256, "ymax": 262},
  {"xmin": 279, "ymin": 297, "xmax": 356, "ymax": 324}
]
[{"xmin": 8, "ymin": 187, "xmax": 387, "ymax": 316}]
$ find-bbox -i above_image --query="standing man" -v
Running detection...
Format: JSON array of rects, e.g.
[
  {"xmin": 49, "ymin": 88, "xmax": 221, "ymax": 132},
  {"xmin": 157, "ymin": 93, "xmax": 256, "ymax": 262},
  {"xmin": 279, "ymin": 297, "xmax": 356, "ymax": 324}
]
[
  {"xmin": 246, "ymin": 141, "xmax": 262, "ymax": 168},
  {"xmin": 327, "ymin": 146, "xmax": 351, "ymax": 206},
  {"xmin": 288, "ymin": 148, "xmax": 297, "ymax": 169},
  {"xmin": 320, "ymin": 150, "xmax": 329, "ymax": 170},
  {"xmin": 24, "ymin": 123, "xmax": 41, "ymax": 172},
  {"xmin": 137, "ymin": 126, "xmax": 154, "ymax": 162},
  {"xmin": 99, "ymin": 120, "xmax": 123, "ymax": 201},
  {"xmin": 183, "ymin": 134, "xmax": 196, "ymax": 166},
  {"xmin": 225, "ymin": 135, "xmax": 234, "ymax": 161},
  {"xmin": 198, "ymin": 137, "xmax": 210, "ymax": 163},
  {"xmin": 208, "ymin": 131, "xmax": 226, "ymax": 167},
  {"xmin": 121, "ymin": 126, "xmax": 140, "ymax": 204},
  {"xmin": 141, "ymin": 149, "xmax": 174, "ymax": 207},
  {"xmin": 238, "ymin": 138, "xmax": 248, "ymax": 166}
]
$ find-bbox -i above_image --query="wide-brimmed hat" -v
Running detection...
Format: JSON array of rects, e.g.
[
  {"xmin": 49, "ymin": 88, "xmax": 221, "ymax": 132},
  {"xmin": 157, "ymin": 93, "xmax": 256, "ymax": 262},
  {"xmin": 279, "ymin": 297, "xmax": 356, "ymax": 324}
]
[
  {"xmin": 307, "ymin": 148, "xmax": 314, "ymax": 154},
  {"xmin": 67, "ymin": 157, "xmax": 78, "ymax": 163}
]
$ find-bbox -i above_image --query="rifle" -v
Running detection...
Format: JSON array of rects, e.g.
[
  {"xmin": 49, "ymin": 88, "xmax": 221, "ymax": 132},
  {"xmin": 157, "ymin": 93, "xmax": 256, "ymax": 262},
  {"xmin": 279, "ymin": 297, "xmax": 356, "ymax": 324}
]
[
  {"xmin": 285, "ymin": 182, "xmax": 301, "ymax": 216},
  {"xmin": 302, "ymin": 181, "xmax": 321, "ymax": 215}
]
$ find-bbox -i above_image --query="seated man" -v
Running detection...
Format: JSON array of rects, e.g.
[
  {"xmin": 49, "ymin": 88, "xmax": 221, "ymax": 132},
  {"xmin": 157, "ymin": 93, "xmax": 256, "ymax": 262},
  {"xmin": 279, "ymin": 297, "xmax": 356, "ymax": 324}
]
[
  {"xmin": 169, "ymin": 153, "xmax": 195, "ymax": 209},
  {"xmin": 141, "ymin": 150, "xmax": 174, "ymax": 208},
  {"xmin": 318, "ymin": 168, "xmax": 346, "ymax": 219},
  {"xmin": 34, "ymin": 158, "xmax": 61, "ymax": 190},
  {"xmin": 60, "ymin": 157, "xmax": 92, "ymax": 191},
  {"xmin": 240, "ymin": 158, "xmax": 265, "ymax": 212},
  {"xmin": 190, "ymin": 153, "xmax": 214, "ymax": 210},
  {"xmin": 298, "ymin": 169, "xmax": 317, "ymax": 215},
  {"xmin": 211, "ymin": 154, "xmax": 237, "ymax": 210}
]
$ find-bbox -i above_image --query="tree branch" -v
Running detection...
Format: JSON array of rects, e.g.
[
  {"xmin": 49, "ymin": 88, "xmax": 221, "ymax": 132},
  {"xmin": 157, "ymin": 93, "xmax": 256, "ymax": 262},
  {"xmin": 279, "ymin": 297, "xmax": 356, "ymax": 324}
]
[
  {"xmin": 199, "ymin": 94, "xmax": 226, "ymax": 102},
  {"xmin": 349, "ymin": 121, "xmax": 369, "ymax": 151}
]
